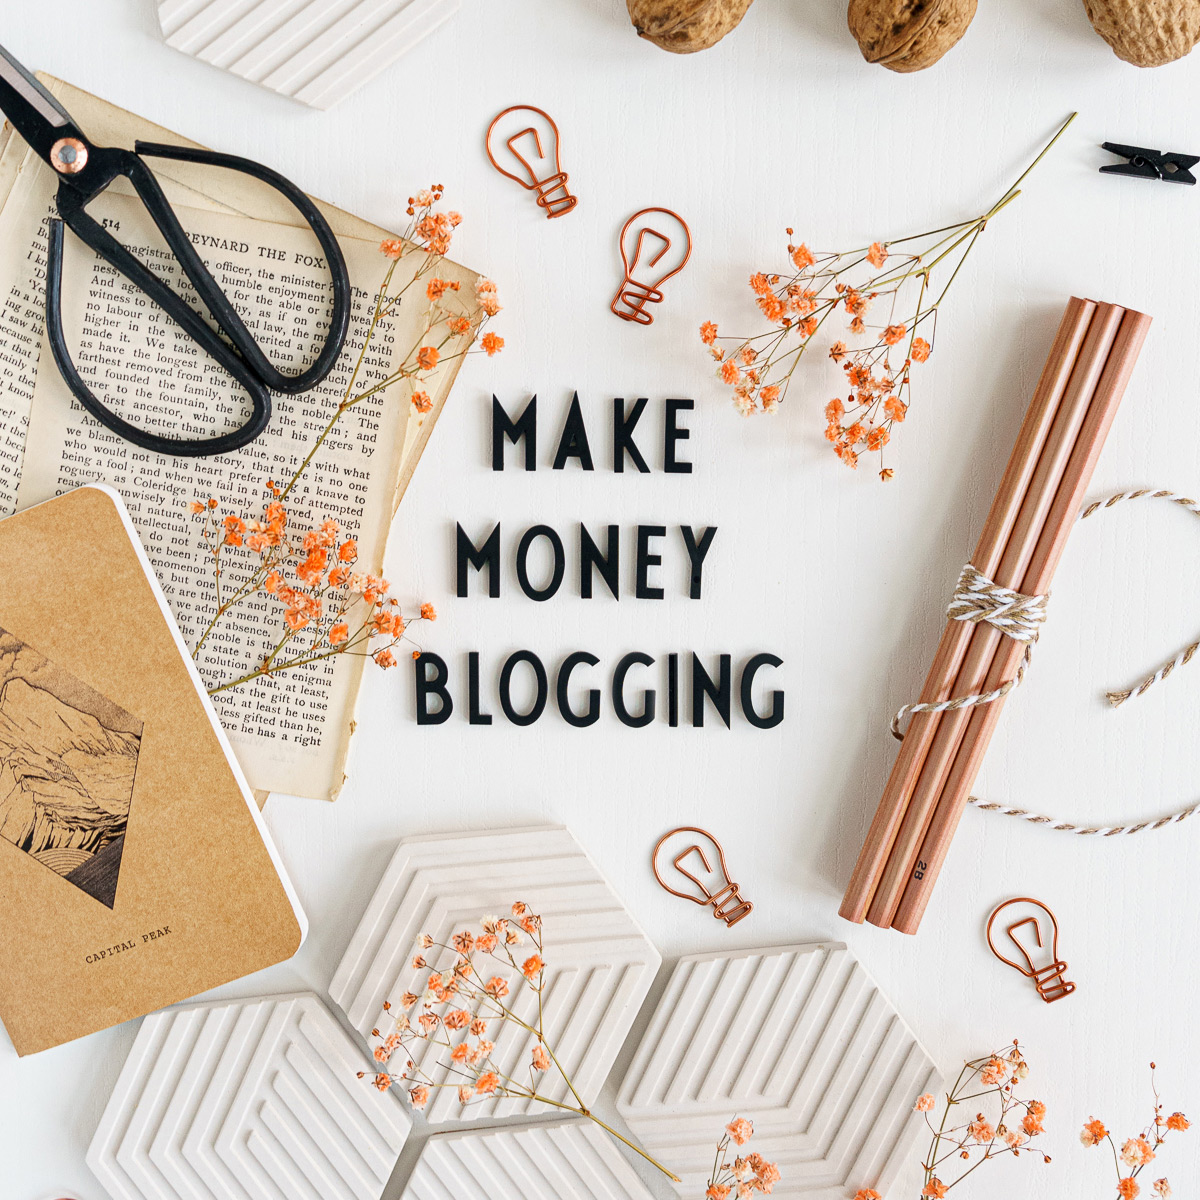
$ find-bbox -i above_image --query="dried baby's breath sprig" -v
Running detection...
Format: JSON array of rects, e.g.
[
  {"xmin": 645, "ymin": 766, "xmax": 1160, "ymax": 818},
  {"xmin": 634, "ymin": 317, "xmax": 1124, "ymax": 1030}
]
[
  {"xmin": 916, "ymin": 1041, "xmax": 1049, "ymax": 1197},
  {"xmin": 189, "ymin": 491, "xmax": 436, "ymax": 693},
  {"xmin": 358, "ymin": 902, "xmax": 681, "ymax": 1183},
  {"xmin": 1081, "ymin": 1062, "xmax": 1189, "ymax": 1199},
  {"xmin": 701, "ymin": 115, "xmax": 1075, "ymax": 480},
  {"xmin": 189, "ymin": 186, "xmax": 501, "ymax": 693},
  {"xmin": 704, "ymin": 1116, "xmax": 781, "ymax": 1198}
]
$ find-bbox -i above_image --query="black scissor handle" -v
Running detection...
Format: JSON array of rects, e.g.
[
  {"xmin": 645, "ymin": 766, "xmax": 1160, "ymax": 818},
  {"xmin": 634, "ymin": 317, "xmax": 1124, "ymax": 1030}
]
[
  {"xmin": 131, "ymin": 141, "xmax": 352, "ymax": 394},
  {"xmin": 45, "ymin": 217, "xmax": 272, "ymax": 457}
]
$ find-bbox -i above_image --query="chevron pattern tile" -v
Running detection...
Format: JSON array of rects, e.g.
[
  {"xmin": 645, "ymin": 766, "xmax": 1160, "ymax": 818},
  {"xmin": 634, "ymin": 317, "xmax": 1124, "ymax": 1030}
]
[
  {"xmin": 156, "ymin": 0, "xmax": 461, "ymax": 110},
  {"xmin": 617, "ymin": 943, "xmax": 942, "ymax": 1199},
  {"xmin": 87, "ymin": 991, "xmax": 411, "ymax": 1200},
  {"xmin": 329, "ymin": 825, "xmax": 661, "ymax": 1125},
  {"xmin": 399, "ymin": 1118, "xmax": 659, "ymax": 1200}
]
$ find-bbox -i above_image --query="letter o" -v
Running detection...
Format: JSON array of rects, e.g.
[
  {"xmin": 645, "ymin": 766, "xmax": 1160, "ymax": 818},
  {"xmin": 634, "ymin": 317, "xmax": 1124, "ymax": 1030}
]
[
  {"xmin": 516, "ymin": 525, "xmax": 565, "ymax": 601},
  {"xmin": 499, "ymin": 650, "xmax": 548, "ymax": 725}
]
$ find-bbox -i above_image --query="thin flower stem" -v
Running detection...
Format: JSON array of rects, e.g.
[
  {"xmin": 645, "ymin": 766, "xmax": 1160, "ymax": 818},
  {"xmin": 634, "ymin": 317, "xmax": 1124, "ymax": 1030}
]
[{"xmin": 528, "ymin": 1094, "xmax": 681, "ymax": 1182}]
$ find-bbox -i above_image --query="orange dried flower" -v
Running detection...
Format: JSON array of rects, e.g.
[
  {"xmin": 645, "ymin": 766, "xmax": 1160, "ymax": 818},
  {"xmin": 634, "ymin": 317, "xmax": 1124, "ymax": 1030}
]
[
  {"xmin": 791, "ymin": 243, "xmax": 815, "ymax": 270},
  {"xmin": 380, "ymin": 237, "xmax": 404, "ymax": 259},
  {"xmin": 328, "ymin": 623, "xmax": 349, "ymax": 646},
  {"xmin": 883, "ymin": 323, "xmax": 906, "ymax": 346},
  {"xmin": 481, "ymin": 332, "xmax": 505, "ymax": 356},
  {"xmin": 421, "ymin": 602, "xmax": 437, "ymax": 621},
  {"xmin": 922, "ymin": 1179, "xmax": 948, "ymax": 1198},
  {"xmin": 726, "ymin": 1117, "xmax": 754, "ymax": 1145},
  {"xmin": 417, "ymin": 346, "xmax": 439, "ymax": 371},
  {"xmin": 412, "ymin": 390, "xmax": 433, "ymax": 413},
  {"xmin": 1118, "ymin": 1179, "xmax": 1141, "ymax": 1200},
  {"xmin": 374, "ymin": 648, "xmax": 396, "ymax": 669},
  {"xmin": 700, "ymin": 320, "xmax": 719, "ymax": 345},
  {"xmin": 475, "ymin": 1071, "xmax": 499, "ymax": 1095},
  {"xmin": 1122, "ymin": 1137, "xmax": 1156, "ymax": 1167},
  {"xmin": 867, "ymin": 241, "xmax": 887, "ymax": 268},
  {"xmin": 1166, "ymin": 1113, "xmax": 1190, "ymax": 1132},
  {"xmin": 531, "ymin": 1044, "xmax": 551, "ymax": 1071},
  {"xmin": 912, "ymin": 336, "xmax": 932, "ymax": 362}
]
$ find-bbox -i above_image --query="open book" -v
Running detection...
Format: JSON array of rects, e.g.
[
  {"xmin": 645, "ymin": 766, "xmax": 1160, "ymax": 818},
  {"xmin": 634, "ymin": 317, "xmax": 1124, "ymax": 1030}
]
[{"xmin": 0, "ymin": 77, "xmax": 480, "ymax": 801}]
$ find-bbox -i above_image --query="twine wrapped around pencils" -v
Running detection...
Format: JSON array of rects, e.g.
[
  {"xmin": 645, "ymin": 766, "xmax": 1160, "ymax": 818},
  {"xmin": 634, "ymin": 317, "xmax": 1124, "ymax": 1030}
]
[{"xmin": 891, "ymin": 566, "xmax": 1048, "ymax": 739}]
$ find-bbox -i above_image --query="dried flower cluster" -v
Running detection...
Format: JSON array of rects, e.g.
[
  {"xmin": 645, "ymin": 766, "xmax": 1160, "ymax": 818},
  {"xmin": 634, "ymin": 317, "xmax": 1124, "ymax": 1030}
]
[
  {"xmin": 1080, "ymin": 1063, "xmax": 1189, "ymax": 1199},
  {"xmin": 916, "ymin": 1042, "xmax": 1049, "ymax": 1197},
  {"xmin": 704, "ymin": 1117, "xmax": 781, "ymax": 1198},
  {"xmin": 190, "ymin": 186, "xmax": 501, "ymax": 693},
  {"xmin": 358, "ymin": 902, "xmax": 680, "ymax": 1182},
  {"xmin": 189, "ymin": 490, "xmax": 435, "ymax": 693},
  {"xmin": 701, "ymin": 115, "xmax": 1074, "ymax": 480}
]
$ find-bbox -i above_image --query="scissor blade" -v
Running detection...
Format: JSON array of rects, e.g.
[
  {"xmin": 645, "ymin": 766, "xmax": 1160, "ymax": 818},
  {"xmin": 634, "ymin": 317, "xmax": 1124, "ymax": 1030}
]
[{"xmin": 0, "ymin": 42, "xmax": 77, "ymax": 163}]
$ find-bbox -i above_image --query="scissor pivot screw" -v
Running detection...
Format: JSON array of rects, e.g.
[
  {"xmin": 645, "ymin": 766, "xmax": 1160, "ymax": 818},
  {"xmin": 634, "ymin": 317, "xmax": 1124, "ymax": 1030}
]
[{"xmin": 49, "ymin": 137, "xmax": 87, "ymax": 175}]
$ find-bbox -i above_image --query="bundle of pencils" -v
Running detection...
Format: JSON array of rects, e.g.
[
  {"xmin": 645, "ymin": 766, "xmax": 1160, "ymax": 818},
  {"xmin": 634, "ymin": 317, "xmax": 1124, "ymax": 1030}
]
[{"xmin": 840, "ymin": 297, "xmax": 1152, "ymax": 935}]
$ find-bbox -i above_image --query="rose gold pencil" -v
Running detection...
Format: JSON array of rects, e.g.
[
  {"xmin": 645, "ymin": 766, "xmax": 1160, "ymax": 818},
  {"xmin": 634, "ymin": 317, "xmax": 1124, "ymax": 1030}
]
[
  {"xmin": 890, "ymin": 307, "xmax": 1152, "ymax": 934},
  {"xmin": 838, "ymin": 297, "xmax": 1096, "ymax": 924},
  {"xmin": 864, "ymin": 302, "xmax": 1126, "ymax": 929}
]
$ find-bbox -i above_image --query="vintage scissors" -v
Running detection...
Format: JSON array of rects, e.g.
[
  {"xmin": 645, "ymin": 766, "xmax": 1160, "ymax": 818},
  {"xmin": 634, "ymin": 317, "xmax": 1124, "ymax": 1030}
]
[{"xmin": 0, "ymin": 43, "xmax": 350, "ymax": 456}]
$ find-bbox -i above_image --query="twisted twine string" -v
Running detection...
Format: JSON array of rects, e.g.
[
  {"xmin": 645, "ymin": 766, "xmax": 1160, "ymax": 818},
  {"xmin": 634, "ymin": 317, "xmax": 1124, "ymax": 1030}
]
[
  {"xmin": 897, "ymin": 489, "xmax": 1200, "ymax": 837},
  {"xmin": 890, "ymin": 566, "xmax": 1047, "ymax": 738}
]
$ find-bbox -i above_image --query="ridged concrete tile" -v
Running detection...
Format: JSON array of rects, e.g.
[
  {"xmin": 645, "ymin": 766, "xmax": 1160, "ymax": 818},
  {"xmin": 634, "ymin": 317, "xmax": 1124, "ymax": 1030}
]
[
  {"xmin": 399, "ymin": 1119, "xmax": 658, "ymax": 1200},
  {"xmin": 617, "ymin": 943, "xmax": 942, "ymax": 1199},
  {"xmin": 156, "ymin": 0, "xmax": 460, "ymax": 109},
  {"xmin": 329, "ymin": 826, "xmax": 661, "ymax": 1125},
  {"xmin": 88, "ymin": 992, "xmax": 410, "ymax": 1200}
]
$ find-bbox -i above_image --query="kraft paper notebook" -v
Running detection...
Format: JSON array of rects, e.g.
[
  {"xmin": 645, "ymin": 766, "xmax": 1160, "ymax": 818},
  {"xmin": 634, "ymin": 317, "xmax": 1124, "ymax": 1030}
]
[
  {"xmin": 0, "ymin": 485, "xmax": 306, "ymax": 1057},
  {"xmin": 0, "ymin": 76, "xmax": 482, "ymax": 803}
]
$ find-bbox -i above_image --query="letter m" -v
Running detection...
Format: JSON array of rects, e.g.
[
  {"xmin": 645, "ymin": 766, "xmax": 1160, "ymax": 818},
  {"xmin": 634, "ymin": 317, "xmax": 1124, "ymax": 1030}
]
[
  {"xmin": 492, "ymin": 395, "xmax": 536, "ymax": 470},
  {"xmin": 457, "ymin": 523, "xmax": 501, "ymax": 597}
]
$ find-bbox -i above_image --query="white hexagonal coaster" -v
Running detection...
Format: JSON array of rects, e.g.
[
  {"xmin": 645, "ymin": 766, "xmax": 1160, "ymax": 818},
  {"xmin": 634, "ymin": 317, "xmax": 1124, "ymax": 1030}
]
[
  {"xmin": 617, "ymin": 943, "xmax": 943, "ymax": 1200},
  {"xmin": 156, "ymin": 0, "xmax": 461, "ymax": 110},
  {"xmin": 88, "ymin": 991, "xmax": 411, "ymax": 1200},
  {"xmin": 399, "ymin": 1118, "xmax": 659, "ymax": 1200},
  {"xmin": 329, "ymin": 825, "xmax": 662, "ymax": 1125}
]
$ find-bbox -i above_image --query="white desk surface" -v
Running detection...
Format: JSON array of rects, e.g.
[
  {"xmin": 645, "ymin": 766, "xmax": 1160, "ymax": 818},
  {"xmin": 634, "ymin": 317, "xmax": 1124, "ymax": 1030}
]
[{"xmin": 6, "ymin": 1, "xmax": 1200, "ymax": 1197}]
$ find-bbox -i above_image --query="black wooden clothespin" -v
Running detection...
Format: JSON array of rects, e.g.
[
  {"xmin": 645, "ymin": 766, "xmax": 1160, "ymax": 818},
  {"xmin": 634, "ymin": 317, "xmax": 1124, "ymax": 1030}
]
[{"xmin": 1100, "ymin": 141, "xmax": 1199, "ymax": 185}]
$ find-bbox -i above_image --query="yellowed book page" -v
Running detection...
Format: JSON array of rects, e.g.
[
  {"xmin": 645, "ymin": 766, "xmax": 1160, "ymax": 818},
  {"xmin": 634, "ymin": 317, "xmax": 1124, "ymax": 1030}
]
[
  {"xmin": 14, "ymin": 189, "xmax": 435, "ymax": 801},
  {"xmin": 0, "ymin": 130, "xmax": 244, "ymax": 519},
  {"xmin": 1, "ymin": 78, "xmax": 484, "ymax": 798},
  {"xmin": 40, "ymin": 76, "xmax": 481, "ymax": 509}
]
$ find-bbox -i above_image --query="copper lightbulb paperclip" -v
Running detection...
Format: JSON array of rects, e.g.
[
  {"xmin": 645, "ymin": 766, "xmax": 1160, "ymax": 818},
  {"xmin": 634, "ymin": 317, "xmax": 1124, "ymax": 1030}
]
[
  {"xmin": 610, "ymin": 207, "xmax": 691, "ymax": 326},
  {"xmin": 986, "ymin": 897, "xmax": 1076, "ymax": 1003},
  {"xmin": 485, "ymin": 105, "xmax": 577, "ymax": 218},
  {"xmin": 652, "ymin": 827, "xmax": 752, "ymax": 927}
]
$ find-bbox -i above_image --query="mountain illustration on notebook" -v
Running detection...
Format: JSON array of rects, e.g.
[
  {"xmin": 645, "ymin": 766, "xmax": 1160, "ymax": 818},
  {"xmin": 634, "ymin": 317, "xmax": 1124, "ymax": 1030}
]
[{"xmin": 0, "ymin": 628, "xmax": 141, "ymax": 909}]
